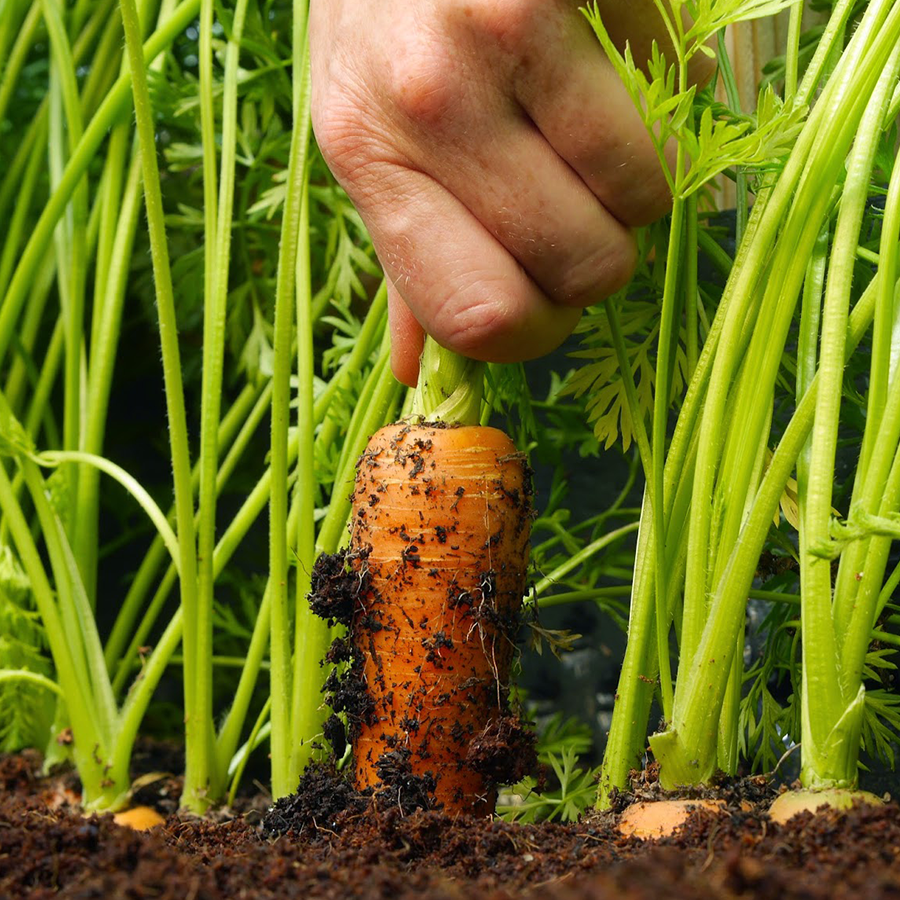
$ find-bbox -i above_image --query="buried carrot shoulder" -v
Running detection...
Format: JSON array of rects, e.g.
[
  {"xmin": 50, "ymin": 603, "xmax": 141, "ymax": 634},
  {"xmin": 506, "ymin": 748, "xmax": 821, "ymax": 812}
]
[{"xmin": 310, "ymin": 338, "xmax": 536, "ymax": 815}]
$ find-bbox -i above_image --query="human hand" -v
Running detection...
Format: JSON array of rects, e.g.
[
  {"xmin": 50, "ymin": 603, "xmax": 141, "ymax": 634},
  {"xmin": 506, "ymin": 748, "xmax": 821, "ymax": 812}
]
[{"xmin": 310, "ymin": 0, "xmax": 709, "ymax": 386}]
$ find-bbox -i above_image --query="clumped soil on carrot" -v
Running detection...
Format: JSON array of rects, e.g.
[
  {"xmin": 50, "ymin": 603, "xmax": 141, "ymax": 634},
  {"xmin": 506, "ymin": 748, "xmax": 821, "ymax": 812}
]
[
  {"xmin": 310, "ymin": 422, "xmax": 537, "ymax": 815},
  {"xmin": 4, "ymin": 750, "xmax": 900, "ymax": 899}
]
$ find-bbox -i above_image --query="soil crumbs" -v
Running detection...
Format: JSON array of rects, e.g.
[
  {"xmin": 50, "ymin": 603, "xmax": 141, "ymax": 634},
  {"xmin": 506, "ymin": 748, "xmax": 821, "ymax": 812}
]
[{"xmin": 3, "ymin": 752, "xmax": 900, "ymax": 900}]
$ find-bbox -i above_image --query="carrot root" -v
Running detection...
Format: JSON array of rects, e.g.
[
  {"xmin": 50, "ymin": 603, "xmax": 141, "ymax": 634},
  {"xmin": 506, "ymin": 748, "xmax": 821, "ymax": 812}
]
[{"xmin": 345, "ymin": 422, "xmax": 534, "ymax": 814}]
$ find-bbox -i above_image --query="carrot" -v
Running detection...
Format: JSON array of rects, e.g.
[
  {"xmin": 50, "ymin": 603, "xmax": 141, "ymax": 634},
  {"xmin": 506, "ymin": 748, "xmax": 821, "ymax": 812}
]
[{"xmin": 347, "ymin": 421, "xmax": 533, "ymax": 815}]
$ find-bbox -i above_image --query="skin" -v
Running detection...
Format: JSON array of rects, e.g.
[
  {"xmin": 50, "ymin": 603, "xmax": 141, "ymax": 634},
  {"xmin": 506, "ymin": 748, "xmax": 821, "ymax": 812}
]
[{"xmin": 310, "ymin": 0, "xmax": 711, "ymax": 385}]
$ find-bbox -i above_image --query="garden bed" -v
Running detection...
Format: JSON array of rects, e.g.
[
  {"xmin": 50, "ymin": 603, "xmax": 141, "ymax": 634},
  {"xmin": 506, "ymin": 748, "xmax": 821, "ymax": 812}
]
[{"xmin": 3, "ymin": 751, "xmax": 899, "ymax": 900}]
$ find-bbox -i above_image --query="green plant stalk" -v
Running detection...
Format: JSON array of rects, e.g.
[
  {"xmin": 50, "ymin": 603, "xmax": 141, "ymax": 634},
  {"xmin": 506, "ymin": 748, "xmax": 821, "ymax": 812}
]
[
  {"xmin": 0, "ymin": 0, "xmax": 118, "ymax": 228},
  {"xmin": 227, "ymin": 697, "xmax": 271, "ymax": 807},
  {"xmin": 72, "ymin": 0, "xmax": 164, "ymax": 600},
  {"xmin": 651, "ymin": 177, "xmax": 690, "ymax": 723},
  {"xmin": 14, "ymin": 447, "xmax": 132, "ymax": 807},
  {"xmin": 838, "ymin": 447, "xmax": 900, "ymax": 691},
  {"xmin": 0, "ymin": 0, "xmax": 202, "ymax": 375},
  {"xmin": 795, "ymin": 225, "xmax": 829, "ymax": 496},
  {"xmin": 182, "ymin": 0, "xmax": 251, "ymax": 809},
  {"xmin": 22, "ymin": 319, "xmax": 64, "ymax": 445},
  {"xmin": 119, "ymin": 0, "xmax": 203, "ymax": 810},
  {"xmin": 313, "ymin": 281, "xmax": 389, "ymax": 452},
  {"xmin": 596, "ymin": 488, "xmax": 659, "ymax": 805},
  {"xmin": 0, "ymin": 1, "xmax": 40, "ymax": 130},
  {"xmin": 43, "ymin": 0, "xmax": 89, "ymax": 552},
  {"xmin": 0, "ymin": 114, "xmax": 44, "ymax": 249},
  {"xmin": 796, "ymin": 0, "xmax": 856, "ymax": 107},
  {"xmin": 597, "ymin": 194, "xmax": 770, "ymax": 807},
  {"xmin": 835, "ymin": 96, "xmax": 900, "ymax": 601},
  {"xmin": 833, "ymin": 230, "xmax": 900, "ymax": 695},
  {"xmin": 4, "ymin": 254, "xmax": 57, "ymax": 446},
  {"xmin": 268, "ymin": 9, "xmax": 313, "ymax": 797},
  {"xmin": 107, "ymin": 290, "xmax": 386, "ymax": 700},
  {"xmin": 678, "ymin": 173, "xmax": 807, "ymax": 711},
  {"xmin": 290, "ymin": 56, "xmax": 329, "ymax": 780},
  {"xmin": 678, "ymin": 0, "xmax": 894, "ymax": 670},
  {"xmin": 105, "ymin": 381, "xmax": 266, "ymax": 681},
  {"xmin": 0, "ymin": 126, "xmax": 45, "ymax": 306},
  {"xmin": 784, "ymin": 1, "xmax": 804, "ymax": 103},
  {"xmin": 78, "ymin": 0, "xmax": 127, "ymax": 118},
  {"xmin": 798, "ymin": 48, "xmax": 900, "ymax": 791},
  {"xmin": 34, "ymin": 451, "xmax": 180, "ymax": 568},
  {"xmin": 318, "ymin": 344, "xmax": 404, "ymax": 556},
  {"xmin": 0, "ymin": 670, "xmax": 63, "ymax": 696},
  {"xmin": 655, "ymin": 263, "xmax": 885, "ymax": 792},
  {"xmin": 0, "ymin": 0, "xmax": 28, "ymax": 76},
  {"xmin": 601, "ymin": 243, "xmax": 881, "ymax": 805},
  {"xmin": 650, "ymin": 2, "xmax": 900, "ymax": 788},
  {"xmin": 75, "ymin": 145, "xmax": 142, "ymax": 604},
  {"xmin": 532, "ymin": 522, "xmax": 640, "ymax": 597},
  {"xmin": 0, "ymin": 461, "xmax": 119, "ymax": 807},
  {"xmin": 410, "ymin": 338, "xmax": 484, "ymax": 425},
  {"xmin": 714, "ymin": 32, "xmax": 747, "ymax": 245}
]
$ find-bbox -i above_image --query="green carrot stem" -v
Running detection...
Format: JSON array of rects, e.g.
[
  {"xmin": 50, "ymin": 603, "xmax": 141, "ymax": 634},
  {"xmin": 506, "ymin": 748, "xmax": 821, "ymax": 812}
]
[
  {"xmin": 0, "ymin": 0, "xmax": 202, "ymax": 376},
  {"xmin": 290, "ymin": 38, "xmax": 328, "ymax": 781},
  {"xmin": 410, "ymin": 337, "xmax": 484, "ymax": 425},
  {"xmin": 799, "ymin": 46, "xmax": 900, "ymax": 790},
  {"xmin": 120, "ymin": 0, "xmax": 205, "ymax": 809}
]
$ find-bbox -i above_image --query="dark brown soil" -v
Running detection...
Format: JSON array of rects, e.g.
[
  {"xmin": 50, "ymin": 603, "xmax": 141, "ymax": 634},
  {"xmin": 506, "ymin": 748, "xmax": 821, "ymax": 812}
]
[{"xmin": 4, "ymin": 750, "xmax": 900, "ymax": 899}]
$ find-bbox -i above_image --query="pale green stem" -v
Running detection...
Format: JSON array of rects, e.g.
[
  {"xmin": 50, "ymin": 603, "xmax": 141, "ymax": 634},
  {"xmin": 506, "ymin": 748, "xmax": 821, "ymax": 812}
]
[
  {"xmin": 317, "ymin": 347, "xmax": 404, "ymax": 556},
  {"xmin": 75, "ymin": 146, "xmax": 142, "ymax": 603},
  {"xmin": 290, "ymin": 30, "xmax": 328, "ymax": 781},
  {"xmin": 0, "ymin": 462, "xmax": 116, "ymax": 807},
  {"xmin": 798, "ymin": 49, "xmax": 899, "ymax": 790},
  {"xmin": 0, "ymin": 0, "xmax": 202, "ymax": 374},
  {"xmin": 596, "ymin": 488, "xmax": 659, "ymax": 806},
  {"xmin": 119, "ymin": 0, "xmax": 203, "ymax": 810},
  {"xmin": 34, "ymin": 450, "xmax": 180, "ymax": 570},
  {"xmin": 0, "ymin": 1, "xmax": 40, "ymax": 128},
  {"xmin": 652, "ymin": 1, "xmax": 900, "ymax": 787},
  {"xmin": 105, "ymin": 382, "xmax": 265, "ymax": 677},
  {"xmin": 410, "ymin": 338, "xmax": 484, "ymax": 425},
  {"xmin": 0, "ymin": 670, "xmax": 63, "ymax": 696},
  {"xmin": 268, "ymin": 12, "xmax": 312, "ymax": 797},
  {"xmin": 784, "ymin": 1, "xmax": 804, "ymax": 103},
  {"xmin": 532, "ymin": 522, "xmax": 640, "ymax": 597}
]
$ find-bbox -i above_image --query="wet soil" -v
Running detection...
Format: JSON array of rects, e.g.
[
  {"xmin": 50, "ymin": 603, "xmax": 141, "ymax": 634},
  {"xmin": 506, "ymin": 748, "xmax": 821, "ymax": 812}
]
[{"xmin": 4, "ymin": 750, "xmax": 900, "ymax": 900}]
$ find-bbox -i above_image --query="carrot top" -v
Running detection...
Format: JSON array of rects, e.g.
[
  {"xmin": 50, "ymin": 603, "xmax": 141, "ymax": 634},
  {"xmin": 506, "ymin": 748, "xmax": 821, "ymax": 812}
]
[{"xmin": 410, "ymin": 338, "xmax": 485, "ymax": 426}]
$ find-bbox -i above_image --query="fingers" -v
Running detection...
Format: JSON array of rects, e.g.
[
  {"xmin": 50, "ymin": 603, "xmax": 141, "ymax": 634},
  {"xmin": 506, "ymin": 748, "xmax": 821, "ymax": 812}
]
[
  {"xmin": 402, "ymin": 112, "xmax": 640, "ymax": 310},
  {"xmin": 512, "ymin": 12, "xmax": 674, "ymax": 227},
  {"xmin": 369, "ymin": 163, "xmax": 582, "ymax": 372},
  {"xmin": 388, "ymin": 284, "xmax": 424, "ymax": 387},
  {"xmin": 309, "ymin": 0, "xmax": 692, "ymax": 380}
]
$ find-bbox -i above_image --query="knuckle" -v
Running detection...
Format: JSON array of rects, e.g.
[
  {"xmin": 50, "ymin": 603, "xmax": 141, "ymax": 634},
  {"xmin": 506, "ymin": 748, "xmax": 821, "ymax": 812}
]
[
  {"xmin": 462, "ymin": 0, "xmax": 545, "ymax": 50},
  {"xmin": 432, "ymin": 288, "xmax": 519, "ymax": 360},
  {"xmin": 555, "ymin": 234, "xmax": 638, "ymax": 305},
  {"xmin": 386, "ymin": 39, "xmax": 463, "ymax": 127},
  {"xmin": 619, "ymin": 171, "xmax": 673, "ymax": 227}
]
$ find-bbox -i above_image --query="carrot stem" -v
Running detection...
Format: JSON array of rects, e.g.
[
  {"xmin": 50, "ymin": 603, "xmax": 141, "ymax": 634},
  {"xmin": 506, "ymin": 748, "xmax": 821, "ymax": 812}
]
[{"xmin": 410, "ymin": 338, "xmax": 484, "ymax": 425}]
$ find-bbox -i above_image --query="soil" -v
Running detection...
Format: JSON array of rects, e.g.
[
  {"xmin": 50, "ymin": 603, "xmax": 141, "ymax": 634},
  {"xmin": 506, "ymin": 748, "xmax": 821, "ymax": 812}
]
[{"xmin": 4, "ymin": 749, "xmax": 900, "ymax": 900}]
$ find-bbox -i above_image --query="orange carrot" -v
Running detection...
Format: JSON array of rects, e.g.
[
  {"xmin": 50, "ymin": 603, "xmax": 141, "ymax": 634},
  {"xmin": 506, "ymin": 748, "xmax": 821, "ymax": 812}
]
[{"xmin": 348, "ymin": 421, "xmax": 532, "ymax": 814}]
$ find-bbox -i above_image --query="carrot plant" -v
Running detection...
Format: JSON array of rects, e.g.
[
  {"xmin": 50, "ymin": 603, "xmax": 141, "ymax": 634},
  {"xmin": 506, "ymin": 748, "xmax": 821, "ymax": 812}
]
[
  {"xmin": 577, "ymin": 0, "xmax": 900, "ymax": 807},
  {"xmin": 0, "ymin": 0, "xmax": 404, "ymax": 813},
  {"xmin": 0, "ymin": 0, "xmax": 626, "ymax": 818}
]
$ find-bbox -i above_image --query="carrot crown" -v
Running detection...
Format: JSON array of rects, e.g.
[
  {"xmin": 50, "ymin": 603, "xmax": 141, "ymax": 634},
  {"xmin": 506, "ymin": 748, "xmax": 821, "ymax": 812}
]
[{"xmin": 409, "ymin": 337, "xmax": 485, "ymax": 426}]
